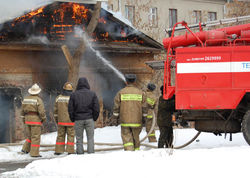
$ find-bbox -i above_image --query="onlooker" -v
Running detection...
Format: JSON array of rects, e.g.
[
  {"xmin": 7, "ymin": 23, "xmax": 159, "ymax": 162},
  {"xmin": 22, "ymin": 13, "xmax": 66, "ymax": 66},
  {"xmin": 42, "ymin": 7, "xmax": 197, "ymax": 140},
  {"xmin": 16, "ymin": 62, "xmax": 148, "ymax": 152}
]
[
  {"xmin": 113, "ymin": 74, "xmax": 147, "ymax": 151},
  {"xmin": 68, "ymin": 77, "xmax": 100, "ymax": 154},
  {"xmin": 157, "ymin": 86, "xmax": 175, "ymax": 148},
  {"xmin": 21, "ymin": 83, "xmax": 46, "ymax": 157},
  {"xmin": 145, "ymin": 83, "xmax": 157, "ymax": 142},
  {"xmin": 54, "ymin": 82, "xmax": 75, "ymax": 155}
]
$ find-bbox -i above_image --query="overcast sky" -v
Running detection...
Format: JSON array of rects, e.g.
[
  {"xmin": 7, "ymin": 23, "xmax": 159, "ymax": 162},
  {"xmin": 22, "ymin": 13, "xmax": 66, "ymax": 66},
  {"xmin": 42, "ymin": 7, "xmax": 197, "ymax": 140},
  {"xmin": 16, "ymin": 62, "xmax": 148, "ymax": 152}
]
[
  {"xmin": 0, "ymin": 0, "xmax": 53, "ymax": 24},
  {"xmin": 0, "ymin": 0, "xmax": 105, "ymax": 24}
]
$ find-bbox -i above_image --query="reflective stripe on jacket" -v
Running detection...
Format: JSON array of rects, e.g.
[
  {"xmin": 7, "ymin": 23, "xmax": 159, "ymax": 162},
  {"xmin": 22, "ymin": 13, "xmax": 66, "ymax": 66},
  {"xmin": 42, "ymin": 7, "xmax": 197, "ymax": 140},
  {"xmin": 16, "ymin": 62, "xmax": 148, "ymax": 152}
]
[
  {"xmin": 21, "ymin": 95, "xmax": 46, "ymax": 126},
  {"xmin": 54, "ymin": 95, "xmax": 74, "ymax": 126},
  {"xmin": 145, "ymin": 91, "xmax": 157, "ymax": 120},
  {"xmin": 113, "ymin": 84, "xmax": 147, "ymax": 126}
]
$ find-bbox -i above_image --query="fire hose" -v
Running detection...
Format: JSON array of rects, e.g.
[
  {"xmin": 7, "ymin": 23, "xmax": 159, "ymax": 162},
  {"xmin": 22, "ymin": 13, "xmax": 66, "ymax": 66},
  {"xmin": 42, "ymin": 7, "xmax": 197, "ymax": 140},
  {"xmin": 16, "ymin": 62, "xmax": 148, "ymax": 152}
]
[{"xmin": 0, "ymin": 112, "xmax": 201, "ymax": 152}]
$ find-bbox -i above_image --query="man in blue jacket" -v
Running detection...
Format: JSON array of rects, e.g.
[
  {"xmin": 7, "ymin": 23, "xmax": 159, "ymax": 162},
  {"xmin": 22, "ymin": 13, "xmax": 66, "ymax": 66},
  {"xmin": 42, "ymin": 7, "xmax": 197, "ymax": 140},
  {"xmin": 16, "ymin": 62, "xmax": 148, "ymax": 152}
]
[{"xmin": 68, "ymin": 77, "xmax": 100, "ymax": 154}]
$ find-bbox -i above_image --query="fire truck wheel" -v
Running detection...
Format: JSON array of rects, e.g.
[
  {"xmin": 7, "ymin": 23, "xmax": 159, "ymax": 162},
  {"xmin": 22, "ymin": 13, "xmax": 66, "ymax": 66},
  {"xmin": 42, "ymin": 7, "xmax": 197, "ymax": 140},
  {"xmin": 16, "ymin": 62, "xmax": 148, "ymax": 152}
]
[{"xmin": 242, "ymin": 110, "xmax": 250, "ymax": 146}]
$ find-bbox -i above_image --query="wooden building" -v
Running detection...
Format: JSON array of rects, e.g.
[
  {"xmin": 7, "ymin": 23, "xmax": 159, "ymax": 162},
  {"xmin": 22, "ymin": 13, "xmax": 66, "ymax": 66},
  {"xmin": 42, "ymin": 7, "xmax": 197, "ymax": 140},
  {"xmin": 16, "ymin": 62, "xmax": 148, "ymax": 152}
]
[{"xmin": 0, "ymin": 1, "xmax": 163, "ymax": 143}]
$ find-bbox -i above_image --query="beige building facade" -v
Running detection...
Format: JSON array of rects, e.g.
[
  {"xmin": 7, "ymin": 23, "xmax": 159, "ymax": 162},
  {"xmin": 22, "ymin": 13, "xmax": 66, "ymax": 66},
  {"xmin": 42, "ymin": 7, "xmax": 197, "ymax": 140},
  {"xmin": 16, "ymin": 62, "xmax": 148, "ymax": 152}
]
[{"xmin": 106, "ymin": 0, "xmax": 226, "ymax": 42}]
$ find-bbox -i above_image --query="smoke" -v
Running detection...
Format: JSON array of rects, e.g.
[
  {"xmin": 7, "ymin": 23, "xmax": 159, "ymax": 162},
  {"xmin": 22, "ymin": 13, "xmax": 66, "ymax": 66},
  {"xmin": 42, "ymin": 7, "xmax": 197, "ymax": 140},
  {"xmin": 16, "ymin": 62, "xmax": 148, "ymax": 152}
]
[
  {"xmin": 27, "ymin": 35, "xmax": 50, "ymax": 44},
  {"xmin": 74, "ymin": 27, "xmax": 126, "ymax": 111},
  {"xmin": 75, "ymin": 27, "xmax": 126, "ymax": 82},
  {"xmin": 0, "ymin": 0, "xmax": 53, "ymax": 24}
]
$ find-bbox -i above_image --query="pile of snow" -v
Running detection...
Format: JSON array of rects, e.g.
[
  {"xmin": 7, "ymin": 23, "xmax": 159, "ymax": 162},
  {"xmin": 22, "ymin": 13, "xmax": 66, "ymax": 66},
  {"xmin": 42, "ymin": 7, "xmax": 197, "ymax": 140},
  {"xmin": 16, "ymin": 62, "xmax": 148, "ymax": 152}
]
[{"xmin": 1, "ymin": 127, "xmax": 249, "ymax": 177}]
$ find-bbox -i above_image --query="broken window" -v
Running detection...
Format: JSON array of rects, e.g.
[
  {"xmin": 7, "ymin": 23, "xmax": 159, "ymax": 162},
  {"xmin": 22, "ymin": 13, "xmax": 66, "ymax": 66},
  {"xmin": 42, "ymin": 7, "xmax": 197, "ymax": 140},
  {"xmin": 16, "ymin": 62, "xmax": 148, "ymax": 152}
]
[
  {"xmin": 169, "ymin": 9, "xmax": 177, "ymax": 28},
  {"xmin": 125, "ymin": 5, "xmax": 135, "ymax": 24},
  {"xmin": 208, "ymin": 12, "xmax": 217, "ymax": 21},
  {"xmin": 149, "ymin": 7, "xmax": 158, "ymax": 27},
  {"xmin": 193, "ymin": 10, "xmax": 202, "ymax": 24}
]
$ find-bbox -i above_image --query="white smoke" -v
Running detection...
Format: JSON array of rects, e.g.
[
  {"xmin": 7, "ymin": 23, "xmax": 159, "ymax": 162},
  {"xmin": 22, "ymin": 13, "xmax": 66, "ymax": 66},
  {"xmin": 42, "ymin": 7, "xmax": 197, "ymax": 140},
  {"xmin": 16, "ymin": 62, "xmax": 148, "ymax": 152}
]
[
  {"xmin": 74, "ymin": 27, "xmax": 126, "ymax": 82},
  {"xmin": 27, "ymin": 35, "xmax": 50, "ymax": 44}
]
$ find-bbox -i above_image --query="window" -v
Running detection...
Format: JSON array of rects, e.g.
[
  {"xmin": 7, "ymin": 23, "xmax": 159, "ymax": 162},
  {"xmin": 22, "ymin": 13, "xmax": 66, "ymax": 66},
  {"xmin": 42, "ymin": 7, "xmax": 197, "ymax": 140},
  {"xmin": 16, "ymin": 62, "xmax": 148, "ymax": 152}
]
[
  {"xmin": 108, "ymin": 4, "xmax": 113, "ymax": 11},
  {"xmin": 193, "ymin": 10, "xmax": 202, "ymax": 24},
  {"xmin": 208, "ymin": 12, "xmax": 217, "ymax": 22},
  {"xmin": 149, "ymin": 7, "xmax": 158, "ymax": 27},
  {"xmin": 125, "ymin": 5, "xmax": 135, "ymax": 24},
  {"xmin": 169, "ymin": 9, "xmax": 177, "ymax": 28}
]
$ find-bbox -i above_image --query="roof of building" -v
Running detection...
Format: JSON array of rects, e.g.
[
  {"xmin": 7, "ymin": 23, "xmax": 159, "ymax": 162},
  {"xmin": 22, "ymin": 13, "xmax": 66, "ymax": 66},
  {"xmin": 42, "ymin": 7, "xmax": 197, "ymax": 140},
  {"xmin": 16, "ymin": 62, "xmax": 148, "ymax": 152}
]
[{"xmin": 0, "ymin": 2, "xmax": 164, "ymax": 53}]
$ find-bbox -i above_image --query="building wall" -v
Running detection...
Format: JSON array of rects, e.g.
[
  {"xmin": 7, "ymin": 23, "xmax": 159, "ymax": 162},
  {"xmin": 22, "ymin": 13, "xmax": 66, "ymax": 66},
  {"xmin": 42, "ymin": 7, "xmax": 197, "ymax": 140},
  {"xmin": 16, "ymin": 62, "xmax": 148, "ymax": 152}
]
[
  {"xmin": 0, "ymin": 47, "xmax": 157, "ymax": 141},
  {"xmin": 0, "ymin": 47, "xmax": 68, "ymax": 142},
  {"xmin": 107, "ymin": 0, "xmax": 226, "ymax": 42}
]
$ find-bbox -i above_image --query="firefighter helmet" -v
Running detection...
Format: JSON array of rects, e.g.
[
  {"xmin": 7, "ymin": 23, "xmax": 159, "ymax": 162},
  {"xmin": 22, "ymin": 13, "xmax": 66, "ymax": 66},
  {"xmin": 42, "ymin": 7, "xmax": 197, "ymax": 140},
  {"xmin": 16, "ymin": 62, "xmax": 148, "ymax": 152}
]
[
  {"xmin": 125, "ymin": 74, "xmax": 136, "ymax": 83},
  {"xmin": 147, "ymin": 83, "xmax": 156, "ymax": 91},
  {"xmin": 28, "ymin": 83, "xmax": 41, "ymax": 95},
  {"xmin": 63, "ymin": 82, "xmax": 73, "ymax": 91}
]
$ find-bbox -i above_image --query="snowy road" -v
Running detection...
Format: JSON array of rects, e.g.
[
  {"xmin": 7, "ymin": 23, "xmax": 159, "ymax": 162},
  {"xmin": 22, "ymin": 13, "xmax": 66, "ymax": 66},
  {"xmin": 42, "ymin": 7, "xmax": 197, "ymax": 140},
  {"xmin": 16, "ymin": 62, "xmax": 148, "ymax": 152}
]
[{"xmin": 0, "ymin": 127, "xmax": 249, "ymax": 178}]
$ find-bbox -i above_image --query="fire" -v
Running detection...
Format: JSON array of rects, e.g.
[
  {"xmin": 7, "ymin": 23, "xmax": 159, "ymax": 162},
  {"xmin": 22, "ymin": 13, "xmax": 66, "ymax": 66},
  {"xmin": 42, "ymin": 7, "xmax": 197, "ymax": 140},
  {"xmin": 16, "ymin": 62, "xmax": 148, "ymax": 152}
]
[
  {"xmin": 3, "ymin": 2, "xmax": 145, "ymax": 45},
  {"xmin": 13, "ymin": 6, "xmax": 45, "ymax": 24}
]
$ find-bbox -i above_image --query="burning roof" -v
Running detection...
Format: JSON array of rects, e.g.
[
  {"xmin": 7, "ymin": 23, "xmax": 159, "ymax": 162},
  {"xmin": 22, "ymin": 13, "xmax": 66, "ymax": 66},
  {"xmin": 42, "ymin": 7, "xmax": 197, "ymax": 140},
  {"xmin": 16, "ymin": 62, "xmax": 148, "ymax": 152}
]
[{"xmin": 0, "ymin": 2, "xmax": 163, "ymax": 52}]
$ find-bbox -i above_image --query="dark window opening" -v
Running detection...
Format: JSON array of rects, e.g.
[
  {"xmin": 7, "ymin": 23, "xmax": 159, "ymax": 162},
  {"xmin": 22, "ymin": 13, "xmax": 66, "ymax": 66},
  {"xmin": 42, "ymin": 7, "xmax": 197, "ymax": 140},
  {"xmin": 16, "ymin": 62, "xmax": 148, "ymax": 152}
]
[{"xmin": 0, "ymin": 88, "xmax": 21, "ymax": 143}]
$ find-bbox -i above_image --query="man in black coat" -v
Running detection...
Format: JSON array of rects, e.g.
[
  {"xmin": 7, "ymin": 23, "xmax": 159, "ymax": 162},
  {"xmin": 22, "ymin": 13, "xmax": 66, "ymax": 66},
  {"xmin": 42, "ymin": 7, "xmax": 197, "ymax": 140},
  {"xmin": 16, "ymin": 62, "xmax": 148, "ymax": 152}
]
[
  {"xmin": 68, "ymin": 77, "xmax": 100, "ymax": 154},
  {"xmin": 157, "ymin": 86, "xmax": 175, "ymax": 148}
]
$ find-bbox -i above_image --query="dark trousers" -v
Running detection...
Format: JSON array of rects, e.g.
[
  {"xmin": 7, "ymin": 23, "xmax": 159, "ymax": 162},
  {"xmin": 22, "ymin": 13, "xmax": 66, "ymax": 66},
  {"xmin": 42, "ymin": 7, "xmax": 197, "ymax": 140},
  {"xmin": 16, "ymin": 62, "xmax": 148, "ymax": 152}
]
[{"xmin": 158, "ymin": 126, "xmax": 173, "ymax": 148}]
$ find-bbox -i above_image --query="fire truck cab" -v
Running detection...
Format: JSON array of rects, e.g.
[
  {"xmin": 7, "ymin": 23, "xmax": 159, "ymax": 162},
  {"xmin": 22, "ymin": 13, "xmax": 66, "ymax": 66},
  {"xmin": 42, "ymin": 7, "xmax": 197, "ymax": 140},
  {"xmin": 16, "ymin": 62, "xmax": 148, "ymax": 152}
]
[{"xmin": 162, "ymin": 21, "xmax": 250, "ymax": 145}]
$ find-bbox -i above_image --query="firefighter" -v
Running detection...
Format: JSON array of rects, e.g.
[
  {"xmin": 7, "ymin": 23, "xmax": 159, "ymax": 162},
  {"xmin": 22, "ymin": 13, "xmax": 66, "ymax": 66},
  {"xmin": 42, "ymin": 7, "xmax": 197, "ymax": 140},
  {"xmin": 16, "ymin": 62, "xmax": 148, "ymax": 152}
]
[
  {"xmin": 157, "ymin": 86, "xmax": 175, "ymax": 148},
  {"xmin": 21, "ymin": 83, "xmax": 46, "ymax": 157},
  {"xmin": 113, "ymin": 74, "xmax": 148, "ymax": 151},
  {"xmin": 145, "ymin": 83, "xmax": 157, "ymax": 142},
  {"xmin": 54, "ymin": 82, "xmax": 75, "ymax": 155}
]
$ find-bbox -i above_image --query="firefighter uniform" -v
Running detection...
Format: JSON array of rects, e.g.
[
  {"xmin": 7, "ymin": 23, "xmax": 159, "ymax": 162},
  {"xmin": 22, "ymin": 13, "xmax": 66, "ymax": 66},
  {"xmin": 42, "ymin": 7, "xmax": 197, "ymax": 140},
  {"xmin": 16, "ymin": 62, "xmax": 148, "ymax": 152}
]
[
  {"xmin": 113, "ymin": 74, "xmax": 147, "ymax": 151},
  {"xmin": 54, "ymin": 83, "xmax": 75, "ymax": 154},
  {"xmin": 145, "ymin": 88, "xmax": 157, "ymax": 142},
  {"xmin": 21, "ymin": 84, "xmax": 46, "ymax": 157}
]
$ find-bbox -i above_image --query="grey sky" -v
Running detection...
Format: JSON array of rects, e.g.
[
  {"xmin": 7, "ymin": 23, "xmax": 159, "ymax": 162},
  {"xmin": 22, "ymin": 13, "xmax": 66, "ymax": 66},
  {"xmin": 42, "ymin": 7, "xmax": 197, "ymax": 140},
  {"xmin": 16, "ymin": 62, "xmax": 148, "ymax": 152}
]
[
  {"xmin": 0, "ymin": 0, "xmax": 105, "ymax": 24},
  {"xmin": 0, "ymin": 0, "xmax": 53, "ymax": 23}
]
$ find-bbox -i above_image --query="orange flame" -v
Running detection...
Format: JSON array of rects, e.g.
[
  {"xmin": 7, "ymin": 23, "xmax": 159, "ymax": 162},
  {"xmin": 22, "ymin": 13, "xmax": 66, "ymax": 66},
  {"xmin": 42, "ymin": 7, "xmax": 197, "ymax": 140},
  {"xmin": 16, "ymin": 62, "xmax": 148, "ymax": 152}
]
[{"xmin": 13, "ymin": 6, "xmax": 45, "ymax": 24}]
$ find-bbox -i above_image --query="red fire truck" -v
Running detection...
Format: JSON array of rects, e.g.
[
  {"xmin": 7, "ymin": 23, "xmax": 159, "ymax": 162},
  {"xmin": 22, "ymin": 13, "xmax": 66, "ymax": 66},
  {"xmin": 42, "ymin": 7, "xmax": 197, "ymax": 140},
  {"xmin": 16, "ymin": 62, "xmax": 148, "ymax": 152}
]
[{"xmin": 162, "ymin": 20, "xmax": 250, "ymax": 145}]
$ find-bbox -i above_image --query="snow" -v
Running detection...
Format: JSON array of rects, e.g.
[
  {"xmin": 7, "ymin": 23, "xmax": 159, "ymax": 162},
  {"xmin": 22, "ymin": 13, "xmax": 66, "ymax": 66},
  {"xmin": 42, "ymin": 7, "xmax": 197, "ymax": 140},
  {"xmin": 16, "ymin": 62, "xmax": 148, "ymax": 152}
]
[{"xmin": 0, "ymin": 126, "xmax": 249, "ymax": 178}]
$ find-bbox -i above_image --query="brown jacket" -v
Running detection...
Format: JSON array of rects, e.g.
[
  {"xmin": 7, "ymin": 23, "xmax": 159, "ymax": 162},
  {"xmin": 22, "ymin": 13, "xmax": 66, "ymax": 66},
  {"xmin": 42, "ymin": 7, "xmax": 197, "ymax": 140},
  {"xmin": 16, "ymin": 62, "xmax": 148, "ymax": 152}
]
[
  {"xmin": 145, "ymin": 91, "xmax": 157, "ymax": 119},
  {"xmin": 54, "ymin": 95, "xmax": 74, "ymax": 126},
  {"xmin": 21, "ymin": 95, "xmax": 46, "ymax": 126},
  {"xmin": 113, "ymin": 84, "xmax": 147, "ymax": 127}
]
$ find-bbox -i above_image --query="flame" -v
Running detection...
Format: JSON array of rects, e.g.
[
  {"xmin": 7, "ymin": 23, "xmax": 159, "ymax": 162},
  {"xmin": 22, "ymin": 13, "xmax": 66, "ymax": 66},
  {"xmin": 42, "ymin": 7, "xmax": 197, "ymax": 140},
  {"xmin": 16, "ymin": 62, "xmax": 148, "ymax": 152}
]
[
  {"xmin": 100, "ymin": 32, "xmax": 109, "ymax": 38},
  {"xmin": 13, "ymin": 6, "xmax": 45, "ymax": 24},
  {"xmin": 5, "ymin": 2, "xmax": 145, "ymax": 45},
  {"xmin": 72, "ymin": 3, "xmax": 89, "ymax": 23}
]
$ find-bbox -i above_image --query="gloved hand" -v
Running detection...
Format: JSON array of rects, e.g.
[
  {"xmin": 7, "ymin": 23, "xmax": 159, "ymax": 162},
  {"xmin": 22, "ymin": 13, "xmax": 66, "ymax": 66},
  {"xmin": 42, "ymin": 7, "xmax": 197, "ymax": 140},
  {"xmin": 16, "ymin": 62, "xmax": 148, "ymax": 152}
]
[{"xmin": 110, "ymin": 115, "xmax": 119, "ymax": 126}]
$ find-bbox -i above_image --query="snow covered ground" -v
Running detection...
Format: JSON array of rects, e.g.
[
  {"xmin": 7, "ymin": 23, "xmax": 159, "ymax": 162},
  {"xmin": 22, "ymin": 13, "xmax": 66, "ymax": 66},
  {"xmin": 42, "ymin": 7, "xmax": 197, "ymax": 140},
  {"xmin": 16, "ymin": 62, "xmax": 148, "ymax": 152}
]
[{"xmin": 1, "ymin": 126, "xmax": 249, "ymax": 178}]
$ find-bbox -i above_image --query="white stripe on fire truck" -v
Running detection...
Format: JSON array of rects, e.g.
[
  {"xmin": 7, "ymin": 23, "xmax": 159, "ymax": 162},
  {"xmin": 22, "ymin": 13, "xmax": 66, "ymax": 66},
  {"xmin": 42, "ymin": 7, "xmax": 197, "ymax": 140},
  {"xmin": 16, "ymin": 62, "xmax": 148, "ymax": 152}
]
[{"xmin": 177, "ymin": 61, "xmax": 250, "ymax": 74}]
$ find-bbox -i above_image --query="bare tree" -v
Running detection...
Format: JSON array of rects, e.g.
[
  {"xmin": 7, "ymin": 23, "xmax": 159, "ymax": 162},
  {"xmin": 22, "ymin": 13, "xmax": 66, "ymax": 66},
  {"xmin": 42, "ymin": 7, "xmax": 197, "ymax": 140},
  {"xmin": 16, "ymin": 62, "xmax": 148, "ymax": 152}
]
[{"xmin": 61, "ymin": 2, "xmax": 102, "ymax": 87}]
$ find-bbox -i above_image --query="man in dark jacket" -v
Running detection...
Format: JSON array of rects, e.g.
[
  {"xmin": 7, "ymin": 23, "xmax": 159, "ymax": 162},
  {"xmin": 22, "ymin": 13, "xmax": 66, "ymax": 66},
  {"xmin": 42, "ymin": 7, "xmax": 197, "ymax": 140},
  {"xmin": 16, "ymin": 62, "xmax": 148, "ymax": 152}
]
[
  {"xmin": 157, "ymin": 86, "xmax": 175, "ymax": 148},
  {"xmin": 68, "ymin": 77, "xmax": 100, "ymax": 154}
]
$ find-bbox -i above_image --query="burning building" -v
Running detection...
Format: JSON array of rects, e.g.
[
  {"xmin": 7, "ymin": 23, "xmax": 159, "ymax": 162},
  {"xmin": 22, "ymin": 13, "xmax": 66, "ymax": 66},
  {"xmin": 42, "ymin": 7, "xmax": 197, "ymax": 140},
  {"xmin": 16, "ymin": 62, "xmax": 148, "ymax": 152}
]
[{"xmin": 0, "ymin": 1, "xmax": 163, "ymax": 143}]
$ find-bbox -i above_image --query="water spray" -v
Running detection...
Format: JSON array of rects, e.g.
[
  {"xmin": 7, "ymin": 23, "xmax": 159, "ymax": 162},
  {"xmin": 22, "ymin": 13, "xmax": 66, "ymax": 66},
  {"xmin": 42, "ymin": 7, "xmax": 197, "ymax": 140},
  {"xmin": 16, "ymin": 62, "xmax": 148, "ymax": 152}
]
[{"xmin": 75, "ymin": 27, "xmax": 126, "ymax": 82}]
